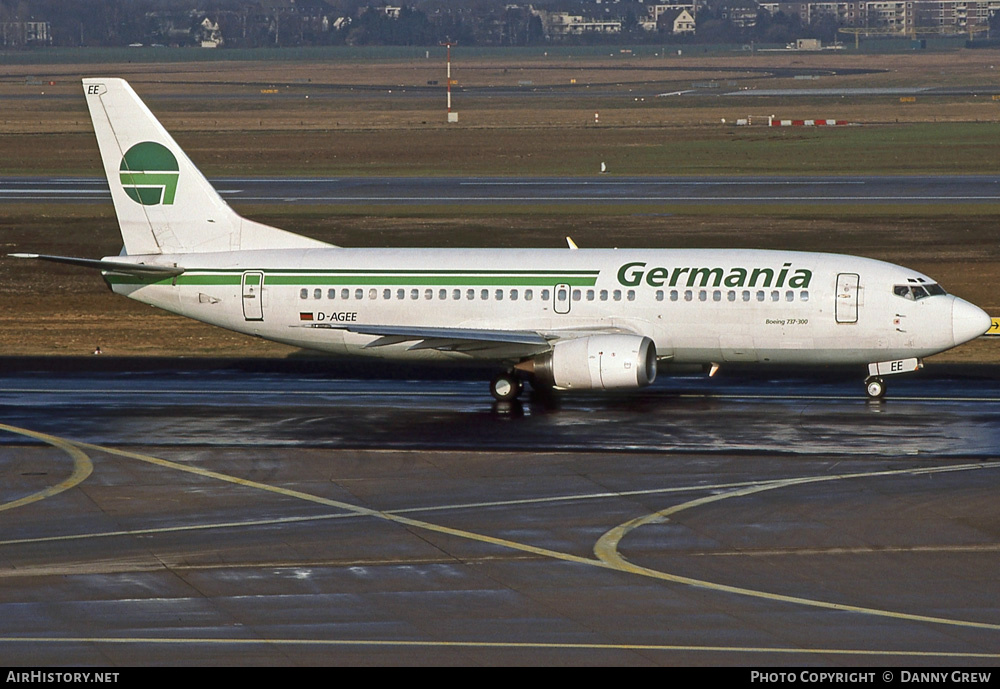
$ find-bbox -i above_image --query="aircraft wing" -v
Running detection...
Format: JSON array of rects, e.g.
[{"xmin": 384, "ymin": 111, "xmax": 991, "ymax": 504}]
[
  {"xmin": 9, "ymin": 253, "xmax": 185, "ymax": 277},
  {"xmin": 296, "ymin": 322, "xmax": 644, "ymax": 358},
  {"xmin": 297, "ymin": 322, "xmax": 550, "ymax": 356}
]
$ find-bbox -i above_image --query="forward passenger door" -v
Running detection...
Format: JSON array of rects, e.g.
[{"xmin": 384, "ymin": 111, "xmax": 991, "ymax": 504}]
[{"xmin": 836, "ymin": 273, "xmax": 859, "ymax": 324}]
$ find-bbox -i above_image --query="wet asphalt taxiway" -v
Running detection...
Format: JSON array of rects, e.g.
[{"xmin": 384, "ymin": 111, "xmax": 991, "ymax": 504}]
[
  {"xmin": 2, "ymin": 360, "xmax": 1000, "ymax": 665},
  {"xmin": 3, "ymin": 175, "xmax": 1000, "ymax": 205}
]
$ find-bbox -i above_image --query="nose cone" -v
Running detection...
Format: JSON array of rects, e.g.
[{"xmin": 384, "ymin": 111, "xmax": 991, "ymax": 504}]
[{"xmin": 953, "ymin": 297, "xmax": 991, "ymax": 346}]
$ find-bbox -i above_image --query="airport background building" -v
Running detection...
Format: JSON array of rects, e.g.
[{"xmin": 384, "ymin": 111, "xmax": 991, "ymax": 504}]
[
  {"xmin": 759, "ymin": 0, "xmax": 1000, "ymax": 36},
  {"xmin": 538, "ymin": 1, "xmax": 999, "ymax": 40},
  {"xmin": 1, "ymin": 1, "xmax": 997, "ymax": 47}
]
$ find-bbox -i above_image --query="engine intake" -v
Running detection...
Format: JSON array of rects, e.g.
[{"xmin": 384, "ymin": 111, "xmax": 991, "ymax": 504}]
[{"xmin": 528, "ymin": 334, "xmax": 657, "ymax": 390}]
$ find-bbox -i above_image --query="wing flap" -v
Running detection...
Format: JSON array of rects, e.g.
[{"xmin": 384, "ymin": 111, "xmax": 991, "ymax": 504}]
[
  {"xmin": 294, "ymin": 322, "xmax": 658, "ymax": 358},
  {"xmin": 297, "ymin": 322, "xmax": 551, "ymax": 356},
  {"xmin": 340, "ymin": 324, "xmax": 549, "ymax": 347}
]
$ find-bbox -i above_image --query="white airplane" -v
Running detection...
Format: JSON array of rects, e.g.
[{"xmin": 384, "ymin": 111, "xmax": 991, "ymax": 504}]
[{"xmin": 12, "ymin": 78, "xmax": 992, "ymax": 401}]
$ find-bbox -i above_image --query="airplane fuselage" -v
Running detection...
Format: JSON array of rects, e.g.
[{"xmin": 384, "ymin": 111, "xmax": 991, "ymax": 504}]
[
  {"xmin": 104, "ymin": 247, "xmax": 984, "ymax": 368},
  {"xmin": 14, "ymin": 78, "xmax": 981, "ymax": 401}
]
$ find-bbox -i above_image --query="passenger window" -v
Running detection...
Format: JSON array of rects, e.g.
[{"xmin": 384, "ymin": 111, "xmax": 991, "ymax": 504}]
[
  {"xmin": 727, "ymin": 290, "xmax": 736, "ymax": 302},
  {"xmin": 369, "ymin": 289, "xmax": 377, "ymax": 300},
  {"xmin": 341, "ymin": 288, "xmax": 349, "ymax": 300},
  {"xmin": 453, "ymin": 289, "xmax": 461, "ymax": 300},
  {"xmin": 355, "ymin": 289, "xmax": 364, "ymax": 300},
  {"xmin": 328, "ymin": 288, "xmax": 337, "ymax": 299},
  {"xmin": 613, "ymin": 290, "xmax": 622, "ymax": 302},
  {"xmin": 756, "ymin": 291, "xmax": 765, "ymax": 302},
  {"xmin": 684, "ymin": 290, "xmax": 693, "ymax": 302},
  {"xmin": 496, "ymin": 289, "xmax": 504, "ymax": 301},
  {"xmin": 713, "ymin": 290, "xmax": 721, "ymax": 302},
  {"xmin": 785, "ymin": 290, "xmax": 794, "ymax": 302},
  {"xmin": 572, "ymin": 289, "xmax": 581, "ymax": 301},
  {"xmin": 439, "ymin": 289, "xmax": 447, "ymax": 300},
  {"xmin": 699, "ymin": 290, "xmax": 707, "ymax": 302},
  {"xmin": 397, "ymin": 289, "xmax": 405, "ymax": 300},
  {"xmin": 467, "ymin": 289, "xmax": 475, "ymax": 300},
  {"xmin": 656, "ymin": 290, "xmax": 664, "ymax": 302},
  {"xmin": 383, "ymin": 289, "xmax": 391, "ymax": 300},
  {"xmin": 410, "ymin": 289, "xmax": 419, "ymax": 300},
  {"xmin": 541, "ymin": 289, "xmax": 550, "ymax": 300},
  {"xmin": 481, "ymin": 289, "xmax": 489, "ymax": 300},
  {"xmin": 742, "ymin": 290, "xmax": 751, "ymax": 302},
  {"xmin": 586, "ymin": 289, "xmax": 594, "ymax": 301},
  {"xmin": 525, "ymin": 289, "xmax": 533, "ymax": 301},
  {"xmin": 801, "ymin": 290, "xmax": 809, "ymax": 302},
  {"xmin": 511, "ymin": 289, "xmax": 519, "ymax": 301},
  {"xmin": 670, "ymin": 290, "xmax": 678, "ymax": 302},
  {"xmin": 314, "ymin": 288, "xmax": 322, "ymax": 300},
  {"xmin": 627, "ymin": 290, "xmax": 636, "ymax": 301},
  {"xmin": 300, "ymin": 288, "xmax": 308, "ymax": 300}
]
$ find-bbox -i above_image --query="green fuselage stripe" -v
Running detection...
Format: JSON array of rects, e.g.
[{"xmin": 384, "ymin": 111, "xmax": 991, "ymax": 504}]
[{"xmin": 105, "ymin": 271, "xmax": 600, "ymax": 287}]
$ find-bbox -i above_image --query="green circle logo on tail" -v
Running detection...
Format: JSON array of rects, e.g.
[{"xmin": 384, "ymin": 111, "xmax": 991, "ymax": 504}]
[{"xmin": 119, "ymin": 142, "xmax": 179, "ymax": 205}]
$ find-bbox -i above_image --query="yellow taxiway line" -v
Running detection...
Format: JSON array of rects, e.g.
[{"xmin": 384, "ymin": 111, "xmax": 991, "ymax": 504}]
[
  {"xmin": 0, "ymin": 423, "xmax": 93, "ymax": 514},
  {"xmin": 3, "ymin": 422, "xmax": 1000, "ymax": 657}
]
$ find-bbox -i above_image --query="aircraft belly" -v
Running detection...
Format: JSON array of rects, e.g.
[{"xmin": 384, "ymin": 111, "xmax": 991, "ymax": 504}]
[
  {"xmin": 289, "ymin": 332, "xmax": 352, "ymax": 354},
  {"xmin": 719, "ymin": 334, "xmax": 758, "ymax": 362},
  {"xmin": 123, "ymin": 283, "xmax": 181, "ymax": 311}
]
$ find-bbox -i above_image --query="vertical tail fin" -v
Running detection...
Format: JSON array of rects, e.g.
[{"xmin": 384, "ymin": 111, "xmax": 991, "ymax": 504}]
[{"xmin": 83, "ymin": 78, "xmax": 331, "ymax": 255}]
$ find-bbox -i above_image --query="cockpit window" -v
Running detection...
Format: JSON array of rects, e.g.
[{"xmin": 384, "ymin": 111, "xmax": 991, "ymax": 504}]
[{"xmin": 893, "ymin": 283, "xmax": 947, "ymax": 300}]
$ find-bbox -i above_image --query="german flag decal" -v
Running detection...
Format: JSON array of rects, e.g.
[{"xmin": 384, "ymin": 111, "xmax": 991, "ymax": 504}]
[{"xmin": 299, "ymin": 312, "xmax": 314, "ymax": 321}]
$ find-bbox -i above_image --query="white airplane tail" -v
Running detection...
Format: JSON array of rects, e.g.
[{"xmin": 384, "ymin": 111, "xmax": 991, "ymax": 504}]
[{"xmin": 83, "ymin": 78, "xmax": 331, "ymax": 255}]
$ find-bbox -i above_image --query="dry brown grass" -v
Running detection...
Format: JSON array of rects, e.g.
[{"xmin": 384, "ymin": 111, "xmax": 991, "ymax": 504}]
[
  {"xmin": 1, "ymin": 52, "xmax": 998, "ymax": 360},
  {"xmin": 2, "ymin": 208, "xmax": 997, "ymax": 361},
  {"xmin": 0, "ymin": 51, "xmax": 998, "ymax": 178},
  {"xmin": 0, "ymin": 50, "xmax": 998, "ymax": 135}
]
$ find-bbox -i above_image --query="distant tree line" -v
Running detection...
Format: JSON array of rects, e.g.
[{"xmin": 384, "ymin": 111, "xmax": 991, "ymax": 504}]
[
  {"xmin": 0, "ymin": 0, "xmax": 485, "ymax": 47},
  {"xmin": 0, "ymin": 0, "xmax": 941, "ymax": 48}
]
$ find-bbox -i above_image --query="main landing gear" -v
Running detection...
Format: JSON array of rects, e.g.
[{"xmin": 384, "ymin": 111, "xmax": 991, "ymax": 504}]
[
  {"xmin": 490, "ymin": 371, "xmax": 523, "ymax": 402},
  {"xmin": 489, "ymin": 371, "xmax": 556, "ymax": 406}
]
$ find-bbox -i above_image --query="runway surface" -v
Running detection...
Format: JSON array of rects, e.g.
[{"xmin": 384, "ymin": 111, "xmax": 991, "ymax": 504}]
[
  {"xmin": 2, "ymin": 360, "xmax": 1000, "ymax": 665},
  {"xmin": 4, "ymin": 175, "xmax": 1000, "ymax": 205}
]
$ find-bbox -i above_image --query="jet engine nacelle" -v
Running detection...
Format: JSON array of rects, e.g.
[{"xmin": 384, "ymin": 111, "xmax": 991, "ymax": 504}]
[{"xmin": 532, "ymin": 334, "xmax": 657, "ymax": 390}]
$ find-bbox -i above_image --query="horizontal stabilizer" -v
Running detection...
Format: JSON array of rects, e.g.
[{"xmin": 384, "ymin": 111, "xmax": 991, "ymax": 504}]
[{"xmin": 9, "ymin": 253, "xmax": 184, "ymax": 277}]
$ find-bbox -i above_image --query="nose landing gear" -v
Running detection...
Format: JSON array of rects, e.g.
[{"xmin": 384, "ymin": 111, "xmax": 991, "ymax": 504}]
[
  {"xmin": 864, "ymin": 357, "xmax": 922, "ymax": 401},
  {"xmin": 865, "ymin": 376, "xmax": 886, "ymax": 400}
]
